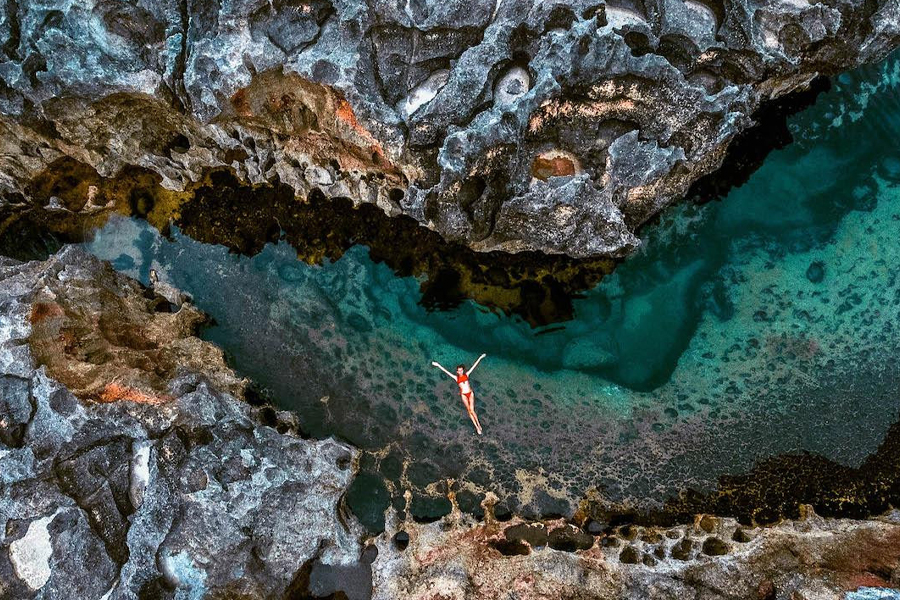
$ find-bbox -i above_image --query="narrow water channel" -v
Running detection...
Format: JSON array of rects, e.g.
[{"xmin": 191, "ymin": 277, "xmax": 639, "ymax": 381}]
[{"xmin": 52, "ymin": 50, "xmax": 900, "ymax": 531}]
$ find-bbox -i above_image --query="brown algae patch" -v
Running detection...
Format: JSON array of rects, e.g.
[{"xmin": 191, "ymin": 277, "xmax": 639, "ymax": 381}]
[
  {"xmin": 25, "ymin": 251, "xmax": 244, "ymax": 404},
  {"xmin": 1, "ymin": 156, "xmax": 190, "ymax": 240}
]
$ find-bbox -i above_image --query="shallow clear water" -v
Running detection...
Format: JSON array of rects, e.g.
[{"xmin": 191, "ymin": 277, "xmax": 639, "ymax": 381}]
[{"xmin": 82, "ymin": 51, "xmax": 900, "ymax": 530}]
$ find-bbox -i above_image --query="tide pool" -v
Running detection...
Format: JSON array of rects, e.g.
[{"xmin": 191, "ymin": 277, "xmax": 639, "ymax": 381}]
[{"xmin": 82, "ymin": 51, "xmax": 900, "ymax": 531}]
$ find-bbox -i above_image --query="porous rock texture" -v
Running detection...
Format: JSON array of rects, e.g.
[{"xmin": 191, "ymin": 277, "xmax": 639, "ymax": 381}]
[
  {"xmin": 372, "ymin": 506, "xmax": 900, "ymax": 600},
  {"xmin": 1, "ymin": 0, "xmax": 900, "ymax": 258},
  {"xmin": 0, "ymin": 247, "xmax": 363, "ymax": 599},
  {"xmin": 3, "ymin": 248, "xmax": 900, "ymax": 599}
]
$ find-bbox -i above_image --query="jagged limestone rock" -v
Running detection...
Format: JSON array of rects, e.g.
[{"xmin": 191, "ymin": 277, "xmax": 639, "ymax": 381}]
[
  {"xmin": 371, "ymin": 510, "xmax": 900, "ymax": 600},
  {"xmin": 0, "ymin": 248, "xmax": 363, "ymax": 599},
  {"xmin": 0, "ymin": 0, "xmax": 898, "ymax": 257}
]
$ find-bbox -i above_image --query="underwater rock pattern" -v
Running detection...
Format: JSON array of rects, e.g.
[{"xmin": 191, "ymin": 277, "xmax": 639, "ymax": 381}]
[
  {"xmin": 63, "ymin": 51, "xmax": 900, "ymax": 529},
  {"xmin": 5, "ymin": 248, "xmax": 900, "ymax": 599},
  {"xmin": 0, "ymin": 248, "xmax": 363, "ymax": 599},
  {"xmin": 1, "ymin": 0, "xmax": 900, "ymax": 257}
]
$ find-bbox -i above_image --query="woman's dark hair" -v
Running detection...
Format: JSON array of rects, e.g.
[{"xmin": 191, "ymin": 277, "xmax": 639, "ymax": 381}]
[{"xmin": 457, "ymin": 364, "xmax": 466, "ymax": 371}]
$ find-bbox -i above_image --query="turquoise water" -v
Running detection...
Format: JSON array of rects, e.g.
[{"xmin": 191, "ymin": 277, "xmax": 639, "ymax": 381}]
[
  {"xmin": 82, "ymin": 52, "xmax": 900, "ymax": 530},
  {"xmin": 847, "ymin": 588, "xmax": 900, "ymax": 600}
]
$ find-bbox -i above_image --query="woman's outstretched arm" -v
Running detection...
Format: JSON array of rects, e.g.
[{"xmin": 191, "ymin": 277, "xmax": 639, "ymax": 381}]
[
  {"xmin": 467, "ymin": 353, "xmax": 487, "ymax": 375},
  {"xmin": 431, "ymin": 361, "xmax": 457, "ymax": 379}
]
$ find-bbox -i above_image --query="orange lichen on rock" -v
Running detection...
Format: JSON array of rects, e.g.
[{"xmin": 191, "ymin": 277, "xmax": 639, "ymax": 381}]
[
  {"xmin": 221, "ymin": 69, "xmax": 395, "ymax": 173},
  {"xmin": 532, "ymin": 155, "xmax": 577, "ymax": 180},
  {"xmin": 231, "ymin": 88, "xmax": 253, "ymax": 118},
  {"xmin": 97, "ymin": 382, "xmax": 170, "ymax": 404},
  {"xmin": 335, "ymin": 98, "xmax": 360, "ymax": 130},
  {"xmin": 335, "ymin": 97, "xmax": 384, "ymax": 155},
  {"xmin": 416, "ymin": 521, "xmax": 503, "ymax": 568},
  {"xmin": 216, "ymin": 69, "xmax": 418, "ymax": 195},
  {"xmin": 825, "ymin": 527, "xmax": 900, "ymax": 590},
  {"xmin": 25, "ymin": 252, "xmax": 245, "ymax": 405}
]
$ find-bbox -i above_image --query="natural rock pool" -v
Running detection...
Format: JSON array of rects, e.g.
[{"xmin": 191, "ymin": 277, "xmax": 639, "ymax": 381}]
[{"xmin": 40, "ymin": 50, "xmax": 900, "ymax": 531}]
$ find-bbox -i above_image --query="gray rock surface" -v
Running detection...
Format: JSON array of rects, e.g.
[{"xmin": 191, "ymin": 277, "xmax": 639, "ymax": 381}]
[
  {"xmin": 3, "ymin": 246, "xmax": 900, "ymax": 599},
  {"xmin": 371, "ymin": 506, "xmax": 900, "ymax": 599},
  {"xmin": 0, "ymin": 248, "xmax": 363, "ymax": 599},
  {"xmin": 1, "ymin": 0, "xmax": 899, "ymax": 258}
]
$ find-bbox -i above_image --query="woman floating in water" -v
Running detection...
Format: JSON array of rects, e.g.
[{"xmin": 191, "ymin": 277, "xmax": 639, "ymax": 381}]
[{"xmin": 431, "ymin": 354, "xmax": 486, "ymax": 435}]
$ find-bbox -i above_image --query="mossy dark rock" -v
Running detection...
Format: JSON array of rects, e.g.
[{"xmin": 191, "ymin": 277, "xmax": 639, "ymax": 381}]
[
  {"xmin": 806, "ymin": 261, "xmax": 826, "ymax": 283},
  {"xmin": 619, "ymin": 525, "xmax": 639, "ymax": 541},
  {"xmin": 548, "ymin": 525, "xmax": 595, "ymax": 552},
  {"xmin": 493, "ymin": 505, "xmax": 514, "ymax": 522},
  {"xmin": 493, "ymin": 539, "xmax": 531, "ymax": 556},
  {"xmin": 671, "ymin": 538, "xmax": 694, "ymax": 561},
  {"xmin": 619, "ymin": 546, "xmax": 641, "ymax": 564},
  {"xmin": 505, "ymin": 523, "xmax": 548, "ymax": 548},
  {"xmin": 733, "ymin": 528, "xmax": 753, "ymax": 543},
  {"xmin": 640, "ymin": 530, "xmax": 662, "ymax": 544},
  {"xmin": 698, "ymin": 515, "xmax": 718, "ymax": 533},
  {"xmin": 601, "ymin": 536, "xmax": 620, "ymax": 548},
  {"xmin": 585, "ymin": 519, "xmax": 606, "ymax": 535},
  {"xmin": 702, "ymin": 537, "xmax": 729, "ymax": 556}
]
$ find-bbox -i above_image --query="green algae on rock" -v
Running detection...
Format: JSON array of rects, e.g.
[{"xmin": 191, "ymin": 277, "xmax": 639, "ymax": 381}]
[{"xmin": 0, "ymin": 160, "xmax": 615, "ymax": 326}]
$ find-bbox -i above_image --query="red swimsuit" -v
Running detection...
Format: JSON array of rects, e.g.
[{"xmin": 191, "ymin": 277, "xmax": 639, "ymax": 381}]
[{"xmin": 457, "ymin": 373, "xmax": 473, "ymax": 401}]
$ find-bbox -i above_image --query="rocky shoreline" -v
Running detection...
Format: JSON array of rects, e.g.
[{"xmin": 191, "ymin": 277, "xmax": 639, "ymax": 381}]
[
  {"xmin": 0, "ymin": 248, "xmax": 363, "ymax": 599},
  {"xmin": 373, "ymin": 506, "xmax": 900, "ymax": 599},
  {"xmin": 4, "ymin": 1, "xmax": 900, "ymax": 597},
  {"xmin": 2, "ymin": 248, "xmax": 900, "ymax": 599},
  {"xmin": 1, "ymin": 0, "xmax": 900, "ymax": 258}
]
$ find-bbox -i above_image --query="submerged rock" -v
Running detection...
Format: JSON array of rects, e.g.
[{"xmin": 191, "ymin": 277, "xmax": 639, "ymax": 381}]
[
  {"xmin": 0, "ymin": 0, "xmax": 899, "ymax": 258},
  {"xmin": 619, "ymin": 545, "xmax": 642, "ymax": 564},
  {"xmin": 4, "ymin": 246, "xmax": 900, "ymax": 597},
  {"xmin": 807, "ymin": 260, "xmax": 827, "ymax": 283},
  {"xmin": 701, "ymin": 536, "xmax": 729, "ymax": 556}
]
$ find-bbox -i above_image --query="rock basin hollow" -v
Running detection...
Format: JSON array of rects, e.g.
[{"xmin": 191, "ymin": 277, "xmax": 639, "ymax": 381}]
[{"xmin": 7, "ymin": 51, "xmax": 900, "ymax": 535}]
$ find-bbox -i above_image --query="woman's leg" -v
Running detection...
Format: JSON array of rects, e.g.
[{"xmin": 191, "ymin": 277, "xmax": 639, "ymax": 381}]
[
  {"xmin": 462, "ymin": 394, "xmax": 481, "ymax": 432},
  {"xmin": 468, "ymin": 393, "xmax": 482, "ymax": 433}
]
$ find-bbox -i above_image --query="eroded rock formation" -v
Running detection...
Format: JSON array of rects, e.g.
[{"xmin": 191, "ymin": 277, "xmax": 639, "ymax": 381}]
[
  {"xmin": 1, "ymin": 0, "xmax": 899, "ymax": 258},
  {"xmin": 4, "ymin": 248, "xmax": 900, "ymax": 599},
  {"xmin": 372, "ymin": 506, "xmax": 900, "ymax": 600},
  {"xmin": 0, "ymin": 248, "xmax": 363, "ymax": 599},
  {"xmin": 0, "ymin": 163, "xmax": 617, "ymax": 326}
]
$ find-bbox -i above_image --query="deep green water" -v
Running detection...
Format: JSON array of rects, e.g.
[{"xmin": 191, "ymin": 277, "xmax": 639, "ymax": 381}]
[{"xmin": 82, "ymin": 52, "xmax": 900, "ymax": 530}]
